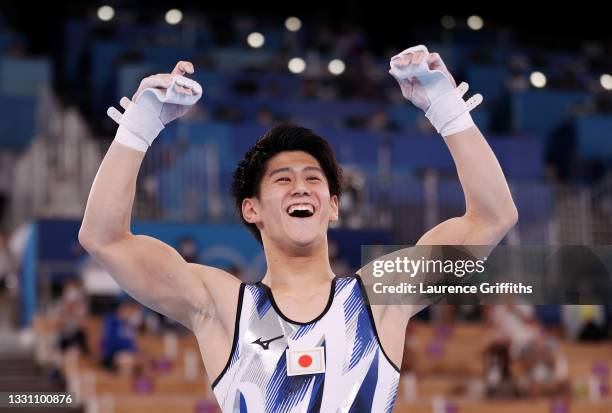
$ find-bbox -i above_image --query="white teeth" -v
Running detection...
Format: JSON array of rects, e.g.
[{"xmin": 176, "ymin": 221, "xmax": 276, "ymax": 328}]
[{"xmin": 287, "ymin": 204, "xmax": 314, "ymax": 214}]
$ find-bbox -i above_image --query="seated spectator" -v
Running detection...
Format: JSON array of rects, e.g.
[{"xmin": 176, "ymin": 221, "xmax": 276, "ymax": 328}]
[
  {"xmin": 177, "ymin": 235, "xmax": 199, "ymax": 263},
  {"xmin": 562, "ymin": 304, "xmax": 608, "ymax": 341},
  {"xmin": 577, "ymin": 305, "xmax": 609, "ymax": 341},
  {"xmin": 484, "ymin": 340, "xmax": 518, "ymax": 398},
  {"xmin": 256, "ymin": 106, "xmax": 279, "ymax": 126},
  {"xmin": 488, "ymin": 304, "xmax": 540, "ymax": 358},
  {"xmin": 101, "ymin": 297, "xmax": 146, "ymax": 375},
  {"xmin": 516, "ymin": 334, "xmax": 570, "ymax": 398},
  {"xmin": 52, "ymin": 278, "xmax": 89, "ymax": 355},
  {"xmin": 339, "ymin": 167, "xmax": 366, "ymax": 229},
  {"xmin": 367, "ymin": 108, "xmax": 399, "ymax": 132},
  {"xmin": 0, "ymin": 232, "xmax": 17, "ymax": 328}
]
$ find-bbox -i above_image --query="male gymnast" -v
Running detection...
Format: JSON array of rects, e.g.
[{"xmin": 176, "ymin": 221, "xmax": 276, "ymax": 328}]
[{"xmin": 79, "ymin": 45, "xmax": 518, "ymax": 412}]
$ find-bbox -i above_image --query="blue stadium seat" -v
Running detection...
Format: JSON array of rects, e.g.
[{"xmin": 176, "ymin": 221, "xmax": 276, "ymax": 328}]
[
  {"xmin": 209, "ymin": 47, "xmax": 275, "ymax": 71},
  {"xmin": 142, "ymin": 46, "xmax": 194, "ymax": 69},
  {"xmin": 389, "ymin": 132, "xmax": 454, "ymax": 173},
  {"xmin": 0, "ymin": 94, "xmax": 36, "ymax": 150},
  {"xmin": 466, "ymin": 64, "xmax": 508, "ymax": 102},
  {"xmin": 576, "ymin": 115, "xmax": 612, "ymax": 161},
  {"xmin": 117, "ymin": 63, "xmax": 155, "ymax": 100},
  {"xmin": 316, "ymin": 128, "xmax": 382, "ymax": 173},
  {"xmin": 91, "ymin": 41, "xmax": 128, "ymax": 112},
  {"xmin": 0, "ymin": 57, "xmax": 52, "ymax": 96},
  {"xmin": 387, "ymin": 104, "xmax": 420, "ymax": 130},
  {"xmin": 512, "ymin": 90, "xmax": 591, "ymax": 135},
  {"xmin": 489, "ymin": 136, "xmax": 544, "ymax": 180}
]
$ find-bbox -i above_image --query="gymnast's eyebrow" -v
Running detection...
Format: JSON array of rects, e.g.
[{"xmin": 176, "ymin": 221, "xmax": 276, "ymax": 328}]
[{"xmin": 268, "ymin": 166, "xmax": 324, "ymax": 177}]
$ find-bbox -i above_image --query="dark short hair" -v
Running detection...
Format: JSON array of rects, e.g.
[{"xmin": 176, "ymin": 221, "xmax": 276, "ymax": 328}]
[{"xmin": 231, "ymin": 123, "xmax": 343, "ymax": 243}]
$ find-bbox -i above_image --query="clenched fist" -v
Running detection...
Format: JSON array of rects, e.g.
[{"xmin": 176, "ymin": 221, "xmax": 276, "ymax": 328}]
[
  {"xmin": 108, "ymin": 61, "xmax": 203, "ymax": 152},
  {"xmin": 388, "ymin": 45, "xmax": 481, "ymax": 136},
  {"xmin": 389, "ymin": 48, "xmax": 456, "ymax": 111},
  {"xmin": 132, "ymin": 61, "xmax": 202, "ymax": 125}
]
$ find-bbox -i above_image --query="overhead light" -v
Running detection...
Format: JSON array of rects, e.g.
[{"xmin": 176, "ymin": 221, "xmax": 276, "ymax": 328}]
[
  {"xmin": 328, "ymin": 59, "xmax": 345, "ymax": 75},
  {"xmin": 247, "ymin": 32, "xmax": 265, "ymax": 48},
  {"xmin": 600, "ymin": 73, "xmax": 612, "ymax": 90},
  {"xmin": 165, "ymin": 9, "xmax": 183, "ymax": 25},
  {"xmin": 97, "ymin": 5, "xmax": 115, "ymax": 22},
  {"xmin": 530, "ymin": 71, "xmax": 547, "ymax": 88},
  {"xmin": 285, "ymin": 16, "xmax": 302, "ymax": 32},
  {"xmin": 288, "ymin": 58, "xmax": 306, "ymax": 74},
  {"xmin": 467, "ymin": 15, "xmax": 484, "ymax": 31}
]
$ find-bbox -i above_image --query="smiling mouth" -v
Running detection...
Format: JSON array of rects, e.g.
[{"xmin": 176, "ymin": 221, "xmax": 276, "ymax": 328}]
[{"xmin": 287, "ymin": 204, "xmax": 315, "ymax": 218}]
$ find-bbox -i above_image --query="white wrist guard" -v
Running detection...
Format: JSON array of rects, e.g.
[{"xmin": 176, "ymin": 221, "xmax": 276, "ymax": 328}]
[
  {"xmin": 390, "ymin": 45, "xmax": 482, "ymax": 136},
  {"xmin": 110, "ymin": 97, "xmax": 164, "ymax": 152},
  {"xmin": 425, "ymin": 82, "xmax": 482, "ymax": 136},
  {"xmin": 107, "ymin": 75, "xmax": 203, "ymax": 152}
]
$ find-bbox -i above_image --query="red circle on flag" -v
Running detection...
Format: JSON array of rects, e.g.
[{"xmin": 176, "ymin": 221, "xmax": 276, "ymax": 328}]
[{"xmin": 298, "ymin": 355, "xmax": 312, "ymax": 368}]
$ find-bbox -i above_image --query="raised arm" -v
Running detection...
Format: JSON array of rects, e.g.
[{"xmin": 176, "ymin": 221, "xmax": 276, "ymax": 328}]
[
  {"xmin": 416, "ymin": 123, "xmax": 517, "ymax": 245},
  {"xmin": 366, "ymin": 47, "xmax": 518, "ymax": 339},
  {"xmin": 389, "ymin": 47, "xmax": 518, "ymax": 246},
  {"xmin": 79, "ymin": 62, "xmax": 240, "ymax": 330}
]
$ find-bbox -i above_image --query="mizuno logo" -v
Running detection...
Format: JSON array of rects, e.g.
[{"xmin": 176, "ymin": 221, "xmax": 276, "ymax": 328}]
[{"xmin": 252, "ymin": 335, "xmax": 284, "ymax": 350}]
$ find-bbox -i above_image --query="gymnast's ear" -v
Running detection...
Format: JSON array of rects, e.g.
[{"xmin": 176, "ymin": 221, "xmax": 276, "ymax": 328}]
[
  {"xmin": 329, "ymin": 195, "xmax": 339, "ymax": 222},
  {"xmin": 242, "ymin": 197, "xmax": 262, "ymax": 224}
]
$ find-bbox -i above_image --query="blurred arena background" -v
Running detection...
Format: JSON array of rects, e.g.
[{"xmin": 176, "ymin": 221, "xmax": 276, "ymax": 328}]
[{"xmin": 0, "ymin": 3, "xmax": 611, "ymax": 413}]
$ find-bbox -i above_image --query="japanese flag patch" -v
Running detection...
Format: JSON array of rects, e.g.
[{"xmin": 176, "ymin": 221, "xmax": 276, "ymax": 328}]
[{"xmin": 286, "ymin": 347, "xmax": 325, "ymax": 376}]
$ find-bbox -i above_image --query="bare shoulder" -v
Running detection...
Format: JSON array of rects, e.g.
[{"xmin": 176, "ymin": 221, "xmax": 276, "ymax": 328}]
[{"xmin": 188, "ymin": 263, "xmax": 243, "ymax": 332}]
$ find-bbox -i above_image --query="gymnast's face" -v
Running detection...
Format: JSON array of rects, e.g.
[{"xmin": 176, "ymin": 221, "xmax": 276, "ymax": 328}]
[{"xmin": 242, "ymin": 151, "xmax": 339, "ymax": 249}]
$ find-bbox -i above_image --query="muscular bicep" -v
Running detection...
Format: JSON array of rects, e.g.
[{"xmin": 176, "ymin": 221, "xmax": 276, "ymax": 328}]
[
  {"xmin": 417, "ymin": 215, "xmax": 511, "ymax": 247},
  {"xmin": 88, "ymin": 234, "xmax": 220, "ymax": 329},
  {"xmin": 359, "ymin": 216, "xmax": 508, "ymax": 323}
]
